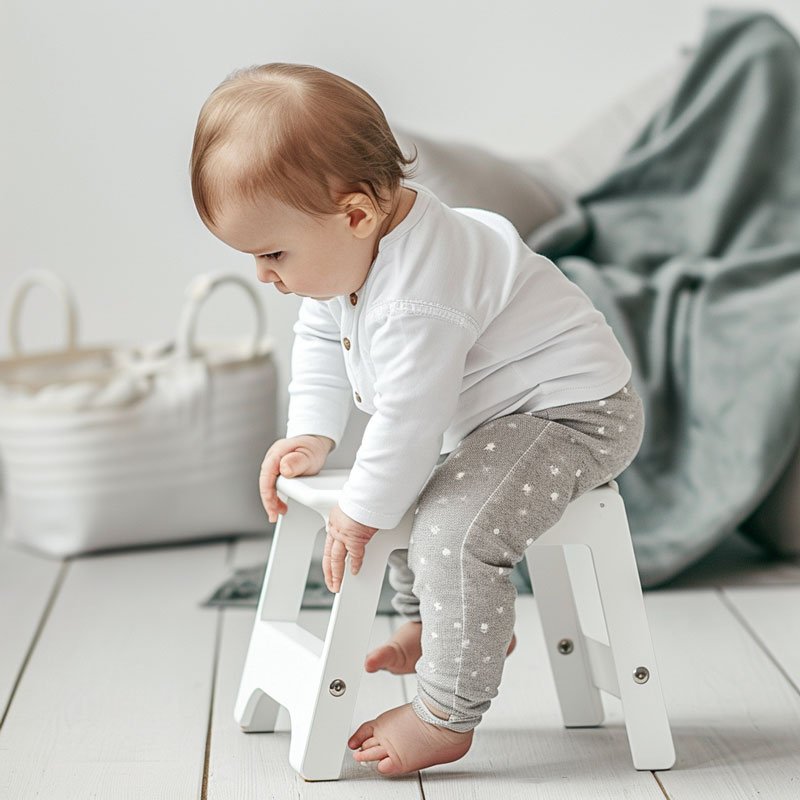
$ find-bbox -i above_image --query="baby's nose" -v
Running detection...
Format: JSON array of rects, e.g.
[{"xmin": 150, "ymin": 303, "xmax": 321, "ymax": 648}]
[{"xmin": 256, "ymin": 267, "xmax": 278, "ymax": 284}]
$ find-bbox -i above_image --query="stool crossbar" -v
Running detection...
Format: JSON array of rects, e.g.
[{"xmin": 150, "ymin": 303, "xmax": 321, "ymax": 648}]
[{"xmin": 234, "ymin": 467, "xmax": 676, "ymax": 781}]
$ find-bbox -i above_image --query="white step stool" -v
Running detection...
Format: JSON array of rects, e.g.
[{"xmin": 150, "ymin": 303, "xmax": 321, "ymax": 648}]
[{"xmin": 234, "ymin": 468, "xmax": 676, "ymax": 781}]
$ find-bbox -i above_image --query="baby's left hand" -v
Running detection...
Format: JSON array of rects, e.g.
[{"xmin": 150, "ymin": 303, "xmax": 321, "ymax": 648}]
[{"xmin": 323, "ymin": 504, "xmax": 379, "ymax": 593}]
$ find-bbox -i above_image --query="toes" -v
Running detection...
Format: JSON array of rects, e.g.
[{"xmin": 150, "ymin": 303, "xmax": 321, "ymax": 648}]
[
  {"xmin": 359, "ymin": 736, "xmax": 381, "ymax": 750},
  {"xmin": 347, "ymin": 721, "xmax": 375, "ymax": 749},
  {"xmin": 377, "ymin": 755, "xmax": 403, "ymax": 775},
  {"xmin": 353, "ymin": 744, "xmax": 389, "ymax": 763},
  {"xmin": 364, "ymin": 646, "xmax": 383, "ymax": 669},
  {"xmin": 364, "ymin": 643, "xmax": 399, "ymax": 672},
  {"xmin": 364, "ymin": 646, "xmax": 389, "ymax": 671}
]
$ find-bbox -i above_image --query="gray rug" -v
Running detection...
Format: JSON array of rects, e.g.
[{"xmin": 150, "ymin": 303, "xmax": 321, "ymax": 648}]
[{"xmin": 202, "ymin": 531, "xmax": 533, "ymax": 613}]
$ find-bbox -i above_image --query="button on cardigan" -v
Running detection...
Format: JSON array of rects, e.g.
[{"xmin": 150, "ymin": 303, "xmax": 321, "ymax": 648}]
[{"xmin": 285, "ymin": 178, "xmax": 631, "ymax": 530}]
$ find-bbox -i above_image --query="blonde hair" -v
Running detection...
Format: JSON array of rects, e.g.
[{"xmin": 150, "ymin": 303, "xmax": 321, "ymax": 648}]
[{"xmin": 190, "ymin": 62, "xmax": 418, "ymax": 229}]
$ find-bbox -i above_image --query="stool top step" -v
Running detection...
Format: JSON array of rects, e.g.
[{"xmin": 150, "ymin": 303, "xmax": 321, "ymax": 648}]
[
  {"xmin": 275, "ymin": 468, "xmax": 351, "ymax": 511},
  {"xmin": 274, "ymin": 469, "xmax": 617, "ymax": 517}
]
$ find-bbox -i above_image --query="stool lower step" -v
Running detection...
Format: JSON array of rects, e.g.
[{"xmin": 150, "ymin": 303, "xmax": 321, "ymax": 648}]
[
  {"xmin": 235, "ymin": 621, "xmax": 324, "ymax": 721},
  {"xmin": 234, "ymin": 618, "xmax": 369, "ymax": 780},
  {"xmin": 585, "ymin": 635, "xmax": 620, "ymax": 697}
]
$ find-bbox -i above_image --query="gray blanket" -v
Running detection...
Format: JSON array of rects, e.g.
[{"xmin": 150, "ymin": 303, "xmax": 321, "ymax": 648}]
[{"xmin": 528, "ymin": 7, "xmax": 800, "ymax": 587}]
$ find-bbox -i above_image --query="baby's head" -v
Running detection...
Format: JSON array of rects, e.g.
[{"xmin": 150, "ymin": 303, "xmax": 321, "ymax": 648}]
[{"xmin": 190, "ymin": 62, "xmax": 417, "ymax": 300}]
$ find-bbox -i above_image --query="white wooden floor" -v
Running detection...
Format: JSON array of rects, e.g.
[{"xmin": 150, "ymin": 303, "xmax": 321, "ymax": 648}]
[{"xmin": 1, "ymin": 527, "xmax": 799, "ymax": 799}]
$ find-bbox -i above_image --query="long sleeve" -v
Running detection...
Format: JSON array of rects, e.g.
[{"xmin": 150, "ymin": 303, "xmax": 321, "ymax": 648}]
[
  {"xmin": 284, "ymin": 297, "xmax": 352, "ymax": 451},
  {"xmin": 337, "ymin": 305, "xmax": 479, "ymax": 529}
]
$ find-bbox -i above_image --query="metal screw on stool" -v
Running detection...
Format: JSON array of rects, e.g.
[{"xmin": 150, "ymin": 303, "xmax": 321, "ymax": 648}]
[
  {"xmin": 329, "ymin": 678, "xmax": 347, "ymax": 697},
  {"xmin": 633, "ymin": 666, "xmax": 650, "ymax": 684},
  {"xmin": 557, "ymin": 638, "xmax": 574, "ymax": 654}
]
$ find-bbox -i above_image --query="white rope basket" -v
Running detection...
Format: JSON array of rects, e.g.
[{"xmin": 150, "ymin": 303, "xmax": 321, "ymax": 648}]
[{"xmin": 0, "ymin": 269, "xmax": 278, "ymax": 558}]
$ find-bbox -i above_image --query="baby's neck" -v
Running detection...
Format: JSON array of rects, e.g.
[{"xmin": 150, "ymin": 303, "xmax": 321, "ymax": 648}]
[
  {"xmin": 368, "ymin": 186, "xmax": 417, "ymax": 265},
  {"xmin": 383, "ymin": 187, "xmax": 417, "ymax": 237}
]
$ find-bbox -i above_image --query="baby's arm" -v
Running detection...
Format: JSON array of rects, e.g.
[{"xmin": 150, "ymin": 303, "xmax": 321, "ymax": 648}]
[
  {"xmin": 285, "ymin": 297, "xmax": 353, "ymax": 449},
  {"xmin": 338, "ymin": 305, "xmax": 478, "ymax": 530},
  {"xmin": 259, "ymin": 299, "xmax": 352, "ymax": 524}
]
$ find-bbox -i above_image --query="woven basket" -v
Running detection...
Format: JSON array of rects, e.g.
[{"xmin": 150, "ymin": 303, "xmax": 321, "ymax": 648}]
[{"xmin": 0, "ymin": 269, "xmax": 278, "ymax": 557}]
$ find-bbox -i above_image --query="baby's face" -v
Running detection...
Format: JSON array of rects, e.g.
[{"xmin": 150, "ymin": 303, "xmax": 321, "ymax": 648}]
[{"xmin": 208, "ymin": 190, "xmax": 378, "ymax": 301}]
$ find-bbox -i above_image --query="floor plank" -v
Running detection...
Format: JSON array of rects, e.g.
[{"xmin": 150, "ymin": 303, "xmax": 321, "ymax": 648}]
[
  {"xmin": 0, "ymin": 541, "xmax": 228, "ymax": 800},
  {"xmin": 0, "ymin": 538, "xmax": 62, "ymax": 724},
  {"xmin": 647, "ymin": 589, "xmax": 800, "ymax": 799},
  {"xmin": 722, "ymin": 585, "xmax": 800, "ymax": 695},
  {"xmin": 3, "ymin": 524, "xmax": 799, "ymax": 797}
]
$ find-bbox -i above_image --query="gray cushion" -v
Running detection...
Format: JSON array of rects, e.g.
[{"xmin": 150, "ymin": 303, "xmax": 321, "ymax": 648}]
[{"xmin": 741, "ymin": 440, "xmax": 800, "ymax": 556}]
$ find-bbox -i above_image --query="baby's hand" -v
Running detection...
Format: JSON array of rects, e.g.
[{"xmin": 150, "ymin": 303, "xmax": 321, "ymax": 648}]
[
  {"xmin": 323, "ymin": 504, "xmax": 379, "ymax": 593},
  {"xmin": 259, "ymin": 434, "xmax": 335, "ymax": 523}
]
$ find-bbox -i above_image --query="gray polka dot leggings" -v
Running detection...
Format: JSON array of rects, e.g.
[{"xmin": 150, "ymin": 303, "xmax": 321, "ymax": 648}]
[{"xmin": 387, "ymin": 379, "xmax": 646, "ymax": 733}]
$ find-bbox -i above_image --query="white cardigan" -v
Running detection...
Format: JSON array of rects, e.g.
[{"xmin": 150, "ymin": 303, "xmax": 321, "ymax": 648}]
[{"xmin": 285, "ymin": 178, "xmax": 631, "ymax": 529}]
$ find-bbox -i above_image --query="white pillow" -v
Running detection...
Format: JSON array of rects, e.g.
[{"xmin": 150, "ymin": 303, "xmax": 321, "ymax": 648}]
[{"xmin": 391, "ymin": 124, "xmax": 568, "ymax": 240}]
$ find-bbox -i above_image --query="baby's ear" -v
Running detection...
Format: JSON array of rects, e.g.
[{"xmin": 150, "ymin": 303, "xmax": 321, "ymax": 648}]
[{"xmin": 339, "ymin": 191, "xmax": 380, "ymax": 238}]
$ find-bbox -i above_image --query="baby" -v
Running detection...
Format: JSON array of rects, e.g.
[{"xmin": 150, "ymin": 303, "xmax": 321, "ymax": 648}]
[{"xmin": 190, "ymin": 62, "xmax": 645, "ymax": 776}]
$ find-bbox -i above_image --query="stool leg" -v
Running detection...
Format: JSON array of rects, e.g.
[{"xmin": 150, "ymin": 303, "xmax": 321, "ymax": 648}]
[
  {"xmin": 234, "ymin": 498, "xmax": 325, "ymax": 733},
  {"xmin": 236, "ymin": 685, "xmax": 281, "ymax": 734},
  {"xmin": 587, "ymin": 491, "xmax": 676, "ymax": 770},
  {"xmin": 291, "ymin": 524, "xmax": 411, "ymax": 781},
  {"xmin": 257, "ymin": 498, "xmax": 325, "ymax": 623},
  {"xmin": 526, "ymin": 544, "xmax": 605, "ymax": 726}
]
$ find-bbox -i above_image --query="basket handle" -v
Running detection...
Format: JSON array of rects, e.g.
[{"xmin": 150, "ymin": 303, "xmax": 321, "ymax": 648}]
[
  {"xmin": 7, "ymin": 269, "xmax": 79, "ymax": 356},
  {"xmin": 175, "ymin": 271, "xmax": 266, "ymax": 360}
]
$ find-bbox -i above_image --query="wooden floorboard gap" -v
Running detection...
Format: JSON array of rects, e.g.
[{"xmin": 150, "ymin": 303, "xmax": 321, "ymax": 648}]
[
  {"xmin": 0, "ymin": 558, "xmax": 68, "ymax": 732},
  {"xmin": 202, "ymin": 608, "xmax": 224, "ymax": 800},
  {"xmin": 718, "ymin": 588, "xmax": 800, "ymax": 697}
]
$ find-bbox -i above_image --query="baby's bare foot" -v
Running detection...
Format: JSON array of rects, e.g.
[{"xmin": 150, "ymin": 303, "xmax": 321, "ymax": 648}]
[
  {"xmin": 348, "ymin": 700, "xmax": 473, "ymax": 775},
  {"xmin": 365, "ymin": 620, "xmax": 517, "ymax": 674}
]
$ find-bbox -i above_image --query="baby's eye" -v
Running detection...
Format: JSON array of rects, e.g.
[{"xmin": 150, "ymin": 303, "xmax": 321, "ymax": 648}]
[{"xmin": 261, "ymin": 251, "xmax": 284, "ymax": 261}]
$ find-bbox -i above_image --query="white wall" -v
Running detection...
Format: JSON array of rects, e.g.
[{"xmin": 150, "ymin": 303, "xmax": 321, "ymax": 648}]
[{"xmin": 2, "ymin": 0, "xmax": 799, "ymax": 433}]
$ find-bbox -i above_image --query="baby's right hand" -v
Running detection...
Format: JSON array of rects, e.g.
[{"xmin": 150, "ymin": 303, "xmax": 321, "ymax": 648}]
[{"xmin": 259, "ymin": 434, "xmax": 335, "ymax": 523}]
